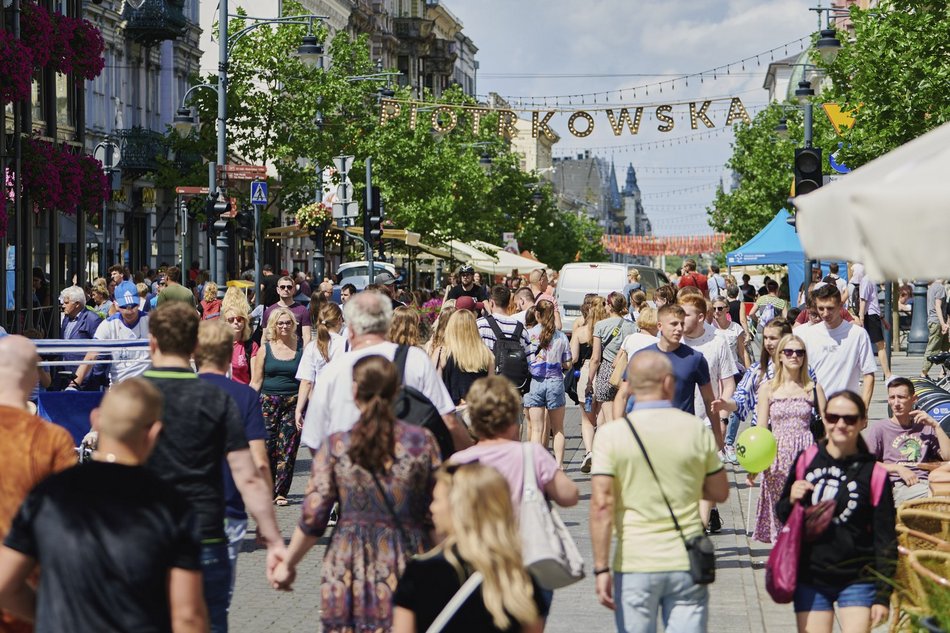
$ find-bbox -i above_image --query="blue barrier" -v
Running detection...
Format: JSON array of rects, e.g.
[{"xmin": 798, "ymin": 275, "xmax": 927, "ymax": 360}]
[{"xmin": 36, "ymin": 391, "xmax": 103, "ymax": 445}]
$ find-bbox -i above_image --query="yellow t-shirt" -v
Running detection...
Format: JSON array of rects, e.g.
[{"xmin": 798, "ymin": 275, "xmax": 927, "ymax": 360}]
[{"xmin": 591, "ymin": 406, "xmax": 722, "ymax": 573}]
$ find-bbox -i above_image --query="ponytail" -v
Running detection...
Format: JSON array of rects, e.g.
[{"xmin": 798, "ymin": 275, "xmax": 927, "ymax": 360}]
[
  {"xmin": 347, "ymin": 356, "xmax": 400, "ymax": 473},
  {"xmin": 316, "ymin": 303, "xmax": 343, "ymax": 362}
]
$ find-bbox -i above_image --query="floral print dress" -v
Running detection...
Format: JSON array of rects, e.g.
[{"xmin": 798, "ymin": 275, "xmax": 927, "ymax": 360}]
[{"xmin": 300, "ymin": 421, "xmax": 441, "ymax": 633}]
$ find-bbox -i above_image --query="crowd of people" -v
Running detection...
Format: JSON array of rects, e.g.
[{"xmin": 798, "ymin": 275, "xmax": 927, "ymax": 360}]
[{"xmin": 1, "ymin": 257, "xmax": 949, "ymax": 633}]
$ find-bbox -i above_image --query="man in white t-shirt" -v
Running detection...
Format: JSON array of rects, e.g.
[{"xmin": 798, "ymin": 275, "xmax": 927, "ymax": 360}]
[
  {"xmin": 72, "ymin": 281, "xmax": 150, "ymax": 387},
  {"xmin": 300, "ymin": 291, "xmax": 469, "ymax": 452},
  {"xmin": 798, "ymin": 283, "xmax": 877, "ymax": 407},
  {"xmin": 509, "ymin": 287, "xmax": 535, "ymax": 325}
]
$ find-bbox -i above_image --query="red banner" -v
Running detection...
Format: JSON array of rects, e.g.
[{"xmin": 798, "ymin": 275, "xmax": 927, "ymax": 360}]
[{"xmin": 602, "ymin": 233, "xmax": 729, "ymax": 256}]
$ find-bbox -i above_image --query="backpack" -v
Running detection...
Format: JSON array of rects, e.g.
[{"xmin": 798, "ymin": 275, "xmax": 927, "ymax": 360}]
[
  {"xmin": 485, "ymin": 315, "xmax": 531, "ymax": 394},
  {"xmin": 392, "ymin": 345, "xmax": 455, "ymax": 460},
  {"xmin": 849, "ymin": 284, "xmax": 861, "ymax": 314}
]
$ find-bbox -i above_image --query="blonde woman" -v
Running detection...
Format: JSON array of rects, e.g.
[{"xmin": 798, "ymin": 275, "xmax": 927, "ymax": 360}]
[
  {"xmin": 392, "ymin": 462, "xmax": 545, "ymax": 633},
  {"xmin": 572, "ymin": 295, "xmax": 607, "ymax": 474},
  {"xmin": 221, "ymin": 285, "xmax": 251, "ymax": 316},
  {"xmin": 439, "ymin": 310, "xmax": 495, "ymax": 405},
  {"xmin": 251, "ymin": 306, "xmax": 303, "ymax": 505},
  {"xmin": 225, "ymin": 306, "xmax": 258, "ymax": 386},
  {"xmin": 752, "ymin": 334, "xmax": 826, "ymax": 543},
  {"xmin": 426, "ymin": 304, "xmax": 457, "ymax": 367},
  {"xmin": 389, "ymin": 305, "xmax": 423, "ymax": 347},
  {"xmin": 294, "ymin": 302, "xmax": 346, "ymax": 428},
  {"xmin": 200, "ymin": 281, "xmax": 222, "ymax": 320}
]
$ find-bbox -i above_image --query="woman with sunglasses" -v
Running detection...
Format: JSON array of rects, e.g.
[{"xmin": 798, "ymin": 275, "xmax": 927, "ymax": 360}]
[
  {"xmin": 711, "ymin": 296, "xmax": 750, "ymax": 373},
  {"xmin": 750, "ymin": 335, "xmax": 825, "ymax": 543},
  {"xmin": 271, "ymin": 356, "xmax": 441, "ymax": 633},
  {"xmin": 392, "ymin": 462, "xmax": 545, "ymax": 633},
  {"xmin": 776, "ymin": 391, "xmax": 896, "ymax": 633},
  {"xmin": 224, "ymin": 306, "xmax": 257, "ymax": 386},
  {"xmin": 251, "ymin": 306, "xmax": 303, "ymax": 505}
]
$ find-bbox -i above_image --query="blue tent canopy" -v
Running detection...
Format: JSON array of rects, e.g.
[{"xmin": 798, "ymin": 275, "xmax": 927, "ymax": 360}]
[{"xmin": 727, "ymin": 209, "xmax": 846, "ymax": 306}]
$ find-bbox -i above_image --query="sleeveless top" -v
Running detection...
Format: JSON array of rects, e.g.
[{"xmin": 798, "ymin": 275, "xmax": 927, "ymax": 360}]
[
  {"xmin": 728, "ymin": 299, "xmax": 742, "ymax": 324},
  {"xmin": 441, "ymin": 354, "xmax": 488, "ymax": 405},
  {"xmin": 261, "ymin": 342, "xmax": 302, "ymax": 396}
]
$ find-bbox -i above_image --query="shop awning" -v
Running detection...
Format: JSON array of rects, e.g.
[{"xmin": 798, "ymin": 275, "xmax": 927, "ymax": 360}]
[
  {"xmin": 470, "ymin": 240, "xmax": 547, "ymax": 274},
  {"xmin": 263, "ymin": 225, "xmax": 453, "ymax": 260}
]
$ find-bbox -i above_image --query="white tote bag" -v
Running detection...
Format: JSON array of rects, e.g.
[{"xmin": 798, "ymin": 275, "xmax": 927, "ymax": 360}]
[{"xmin": 519, "ymin": 443, "xmax": 585, "ymax": 589}]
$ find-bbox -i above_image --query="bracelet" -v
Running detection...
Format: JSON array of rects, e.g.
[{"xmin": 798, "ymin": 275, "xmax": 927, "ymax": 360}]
[{"xmin": 594, "ymin": 567, "xmax": 610, "ymax": 576}]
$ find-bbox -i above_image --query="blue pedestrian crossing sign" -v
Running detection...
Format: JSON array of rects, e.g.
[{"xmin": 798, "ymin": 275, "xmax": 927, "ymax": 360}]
[{"xmin": 250, "ymin": 180, "xmax": 268, "ymax": 204}]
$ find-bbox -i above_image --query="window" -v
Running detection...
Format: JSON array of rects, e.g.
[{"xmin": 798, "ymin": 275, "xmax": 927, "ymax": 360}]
[{"xmin": 55, "ymin": 72, "xmax": 75, "ymax": 129}]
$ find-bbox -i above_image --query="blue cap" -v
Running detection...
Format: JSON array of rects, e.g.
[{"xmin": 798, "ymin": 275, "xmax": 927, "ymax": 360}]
[{"xmin": 115, "ymin": 281, "xmax": 139, "ymax": 308}]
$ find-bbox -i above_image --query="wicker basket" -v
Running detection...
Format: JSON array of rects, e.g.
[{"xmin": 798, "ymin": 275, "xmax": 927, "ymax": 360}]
[{"xmin": 898, "ymin": 509, "xmax": 950, "ymax": 542}]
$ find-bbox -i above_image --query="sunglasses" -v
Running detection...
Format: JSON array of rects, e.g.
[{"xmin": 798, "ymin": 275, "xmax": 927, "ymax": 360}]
[
  {"xmin": 781, "ymin": 348, "xmax": 806, "ymax": 358},
  {"xmin": 275, "ymin": 321, "xmax": 294, "ymax": 327},
  {"xmin": 713, "ymin": 306, "xmax": 728, "ymax": 312},
  {"xmin": 227, "ymin": 317, "xmax": 245, "ymax": 323},
  {"xmin": 278, "ymin": 285, "xmax": 294, "ymax": 290},
  {"xmin": 825, "ymin": 413, "xmax": 861, "ymax": 426}
]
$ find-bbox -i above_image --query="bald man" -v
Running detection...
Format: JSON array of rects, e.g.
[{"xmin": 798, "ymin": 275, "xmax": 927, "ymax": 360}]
[
  {"xmin": 0, "ymin": 336, "xmax": 75, "ymax": 632},
  {"xmin": 0, "ymin": 379, "xmax": 207, "ymax": 633},
  {"xmin": 590, "ymin": 351, "xmax": 728, "ymax": 628}
]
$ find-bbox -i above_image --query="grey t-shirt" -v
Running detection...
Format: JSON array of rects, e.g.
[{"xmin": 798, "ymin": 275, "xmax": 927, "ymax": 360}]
[
  {"xmin": 927, "ymin": 282, "xmax": 946, "ymax": 324},
  {"xmin": 593, "ymin": 317, "xmax": 637, "ymax": 364}
]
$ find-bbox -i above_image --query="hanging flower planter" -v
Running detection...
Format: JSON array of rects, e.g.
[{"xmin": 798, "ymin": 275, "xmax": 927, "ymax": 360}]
[
  {"xmin": 21, "ymin": 2, "xmax": 55, "ymax": 69},
  {"xmin": 20, "ymin": 139, "xmax": 105, "ymax": 215},
  {"xmin": 50, "ymin": 14, "xmax": 105, "ymax": 80},
  {"xmin": 77, "ymin": 154, "xmax": 109, "ymax": 215},
  {"xmin": 0, "ymin": 31, "xmax": 34, "ymax": 105},
  {"xmin": 295, "ymin": 202, "xmax": 333, "ymax": 232}
]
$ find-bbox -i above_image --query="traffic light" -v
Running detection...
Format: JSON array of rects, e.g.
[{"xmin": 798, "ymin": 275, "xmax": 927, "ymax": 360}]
[
  {"xmin": 365, "ymin": 187, "xmax": 383, "ymax": 242},
  {"xmin": 235, "ymin": 205, "xmax": 255, "ymax": 241},
  {"xmin": 205, "ymin": 194, "xmax": 231, "ymax": 237},
  {"xmin": 793, "ymin": 148, "xmax": 823, "ymax": 196}
]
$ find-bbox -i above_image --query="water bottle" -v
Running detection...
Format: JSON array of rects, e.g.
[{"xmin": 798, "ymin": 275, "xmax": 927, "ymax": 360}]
[{"xmin": 584, "ymin": 392, "xmax": 593, "ymax": 413}]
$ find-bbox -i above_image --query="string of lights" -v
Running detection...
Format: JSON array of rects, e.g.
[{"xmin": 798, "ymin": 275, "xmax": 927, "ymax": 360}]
[
  {"xmin": 476, "ymin": 35, "xmax": 810, "ymax": 107},
  {"xmin": 552, "ymin": 127, "xmax": 729, "ymax": 155},
  {"xmin": 640, "ymin": 182, "xmax": 720, "ymax": 199}
]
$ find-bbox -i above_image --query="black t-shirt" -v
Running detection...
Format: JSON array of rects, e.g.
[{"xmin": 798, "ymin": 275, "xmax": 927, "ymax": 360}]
[
  {"xmin": 143, "ymin": 367, "xmax": 248, "ymax": 540},
  {"xmin": 4, "ymin": 462, "xmax": 200, "ymax": 633},
  {"xmin": 739, "ymin": 283, "xmax": 756, "ymax": 303},
  {"xmin": 394, "ymin": 551, "xmax": 544, "ymax": 633},
  {"xmin": 261, "ymin": 274, "xmax": 279, "ymax": 307},
  {"xmin": 447, "ymin": 284, "xmax": 488, "ymax": 302}
]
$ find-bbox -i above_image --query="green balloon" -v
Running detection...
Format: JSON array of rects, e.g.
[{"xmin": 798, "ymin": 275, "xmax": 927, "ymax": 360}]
[{"xmin": 735, "ymin": 426, "xmax": 778, "ymax": 474}]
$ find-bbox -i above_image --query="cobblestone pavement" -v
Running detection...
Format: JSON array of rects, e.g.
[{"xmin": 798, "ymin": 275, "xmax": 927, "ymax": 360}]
[{"xmin": 229, "ymin": 353, "xmax": 914, "ymax": 632}]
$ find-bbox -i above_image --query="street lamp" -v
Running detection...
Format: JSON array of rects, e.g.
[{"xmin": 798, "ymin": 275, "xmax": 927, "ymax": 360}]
[
  {"xmin": 296, "ymin": 35, "xmax": 323, "ymax": 68},
  {"xmin": 173, "ymin": 107, "xmax": 196, "ymax": 138},
  {"xmin": 816, "ymin": 28, "xmax": 842, "ymax": 63},
  {"xmin": 774, "ymin": 117, "xmax": 789, "ymax": 139},
  {"xmin": 794, "ymin": 79, "xmax": 815, "ymax": 105},
  {"xmin": 93, "ymin": 140, "xmax": 120, "ymax": 279}
]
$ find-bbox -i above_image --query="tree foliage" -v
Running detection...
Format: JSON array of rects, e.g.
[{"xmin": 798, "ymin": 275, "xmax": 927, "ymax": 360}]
[{"xmin": 170, "ymin": 0, "xmax": 603, "ymax": 269}]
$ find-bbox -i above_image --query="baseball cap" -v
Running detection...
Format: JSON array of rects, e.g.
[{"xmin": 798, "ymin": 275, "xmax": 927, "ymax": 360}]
[
  {"xmin": 374, "ymin": 271, "xmax": 397, "ymax": 286},
  {"xmin": 455, "ymin": 296, "xmax": 484, "ymax": 312},
  {"xmin": 458, "ymin": 265, "xmax": 475, "ymax": 275},
  {"xmin": 115, "ymin": 281, "xmax": 139, "ymax": 308}
]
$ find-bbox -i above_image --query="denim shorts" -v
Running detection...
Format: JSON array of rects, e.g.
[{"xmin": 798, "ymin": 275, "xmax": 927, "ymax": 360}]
[
  {"xmin": 793, "ymin": 582, "xmax": 876, "ymax": 612},
  {"xmin": 523, "ymin": 376, "xmax": 566, "ymax": 409}
]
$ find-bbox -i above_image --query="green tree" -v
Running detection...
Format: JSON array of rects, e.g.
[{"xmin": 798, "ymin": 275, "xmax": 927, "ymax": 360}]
[{"xmin": 819, "ymin": 1, "xmax": 950, "ymax": 169}]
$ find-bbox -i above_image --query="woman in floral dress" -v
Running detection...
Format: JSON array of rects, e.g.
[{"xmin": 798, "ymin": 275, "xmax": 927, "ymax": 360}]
[
  {"xmin": 752, "ymin": 334, "xmax": 826, "ymax": 543},
  {"xmin": 271, "ymin": 355, "xmax": 441, "ymax": 632}
]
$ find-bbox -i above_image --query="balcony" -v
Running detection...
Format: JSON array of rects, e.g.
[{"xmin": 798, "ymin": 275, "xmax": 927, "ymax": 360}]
[
  {"xmin": 124, "ymin": 0, "xmax": 187, "ymax": 47},
  {"xmin": 116, "ymin": 127, "xmax": 166, "ymax": 175},
  {"xmin": 394, "ymin": 17, "xmax": 434, "ymax": 42},
  {"xmin": 425, "ymin": 37, "xmax": 457, "ymax": 74}
]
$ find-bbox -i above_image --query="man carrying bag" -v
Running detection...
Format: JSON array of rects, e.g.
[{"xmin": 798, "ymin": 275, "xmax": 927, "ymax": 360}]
[{"xmin": 589, "ymin": 350, "xmax": 729, "ymax": 632}]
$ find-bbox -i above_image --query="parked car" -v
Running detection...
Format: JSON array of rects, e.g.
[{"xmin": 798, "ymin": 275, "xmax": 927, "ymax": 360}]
[
  {"xmin": 336, "ymin": 261, "xmax": 397, "ymax": 291},
  {"xmin": 554, "ymin": 262, "xmax": 669, "ymax": 334}
]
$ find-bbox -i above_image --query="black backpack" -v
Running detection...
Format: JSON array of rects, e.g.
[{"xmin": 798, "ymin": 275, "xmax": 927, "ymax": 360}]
[
  {"xmin": 485, "ymin": 315, "xmax": 531, "ymax": 394},
  {"xmin": 392, "ymin": 345, "xmax": 455, "ymax": 460}
]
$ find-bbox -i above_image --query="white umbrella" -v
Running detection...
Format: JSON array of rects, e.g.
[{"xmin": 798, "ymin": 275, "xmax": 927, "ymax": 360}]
[{"xmin": 795, "ymin": 120, "xmax": 950, "ymax": 281}]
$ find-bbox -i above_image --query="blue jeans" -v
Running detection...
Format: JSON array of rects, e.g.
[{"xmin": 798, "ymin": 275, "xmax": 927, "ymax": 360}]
[
  {"xmin": 793, "ymin": 582, "xmax": 876, "ymax": 612},
  {"xmin": 201, "ymin": 542, "xmax": 231, "ymax": 633},
  {"xmin": 224, "ymin": 517, "xmax": 248, "ymax": 608},
  {"xmin": 725, "ymin": 412, "xmax": 741, "ymax": 447},
  {"xmin": 614, "ymin": 570, "xmax": 708, "ymax": 633}
]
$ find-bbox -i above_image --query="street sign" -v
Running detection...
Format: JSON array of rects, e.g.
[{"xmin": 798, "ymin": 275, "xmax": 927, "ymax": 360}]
[
  {"xmin": 822, "ymin": 103, "xmax": 857, "ymax": 137},
  {"xmin": 250, "ymin": 180, "xmax": 268, "ymax": 204},
  {"xmin": 829, "ymin": 151, "xmax": 851, "ymax": 174},
  {"xmin": 217, "ymin": 164, "xmax": 267, "ymax": 180},
  {"xmin": 336, "ymin": 180, "xmax": 352, "ymax": 202},
  {"xmin": 333, "ymin": 201, "xmax": 359, "ymax": 220},
  {"xmin": 333, "ymin": 155, "xmax": 354, "ymax": 175},
  {"xmin": 175, "ymin": 186, "xmax": 210, "ymax": 195}
]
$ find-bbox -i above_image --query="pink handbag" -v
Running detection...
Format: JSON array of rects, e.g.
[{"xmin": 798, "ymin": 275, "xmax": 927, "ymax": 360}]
[{"xmin": 766, "ymin": 501, "xmax": 804, "ymax": 603}]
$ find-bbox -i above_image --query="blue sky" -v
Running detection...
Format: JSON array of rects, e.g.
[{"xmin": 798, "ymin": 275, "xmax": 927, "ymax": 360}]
[{"xmin": 450, "ymin": 0, "xmax": 821, "ymax": 235}]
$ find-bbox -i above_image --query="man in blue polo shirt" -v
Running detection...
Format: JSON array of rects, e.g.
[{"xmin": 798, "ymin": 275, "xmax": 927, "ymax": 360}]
[{"xmin": 613, "ymin": 305, "xmax": 717, "ymax": 435}]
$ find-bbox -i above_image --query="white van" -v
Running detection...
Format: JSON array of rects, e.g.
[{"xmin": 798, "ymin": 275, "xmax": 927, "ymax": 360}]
[{"xmin": 555, "ymin": 263, "xmax": 670, "ymax": 334}]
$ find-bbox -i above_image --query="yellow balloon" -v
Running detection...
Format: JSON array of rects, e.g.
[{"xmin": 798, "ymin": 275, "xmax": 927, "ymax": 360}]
[{"xmin": 735, "ymin": 427, "xmax": 778, "ymax": 474}]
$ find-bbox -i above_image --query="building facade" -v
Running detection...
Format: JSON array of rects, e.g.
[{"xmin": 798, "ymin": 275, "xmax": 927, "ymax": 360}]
[{"xmin": 551, "ymin": 152, "xmax": 626, "ymax": 239}]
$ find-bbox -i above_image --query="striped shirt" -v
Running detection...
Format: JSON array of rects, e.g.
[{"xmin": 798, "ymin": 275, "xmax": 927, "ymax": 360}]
[{"xmin": 476, "ymin": 313, "xmax": 535, "ymax": 363}]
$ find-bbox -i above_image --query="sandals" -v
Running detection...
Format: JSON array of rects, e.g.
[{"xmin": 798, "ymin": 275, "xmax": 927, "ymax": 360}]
[{"xmin": 274, "ymin": 496, "xmax": 288, "ymax": 506}]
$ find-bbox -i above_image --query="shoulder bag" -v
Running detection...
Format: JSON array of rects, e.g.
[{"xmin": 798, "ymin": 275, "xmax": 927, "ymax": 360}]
[
  {"xmin": 519, "ymin": 443, "xmax": 585, "ymax": 589},
  {"xmin": 370, "ymin": 471, "xmax": 414, "ymax": 553},
  {"xmin": 624, "ymin": 416, "xmax": 715, "ymax": 584},
  {"xmin": 809, "ymin": 385, "xmax": 825, "ymax": 442},
  {"xmin": 424, "ymin": 571, "xmax": 484, "ymax": 633}
]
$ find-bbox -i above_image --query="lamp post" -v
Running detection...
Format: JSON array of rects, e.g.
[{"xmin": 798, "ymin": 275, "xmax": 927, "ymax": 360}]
[
  {"xmin": 172, "ymin": 7, "xmax": 326, "ymax": 294},
  {"xmin": 93, "ymin": 140, "xmax": 121, "ymax": 279}
]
